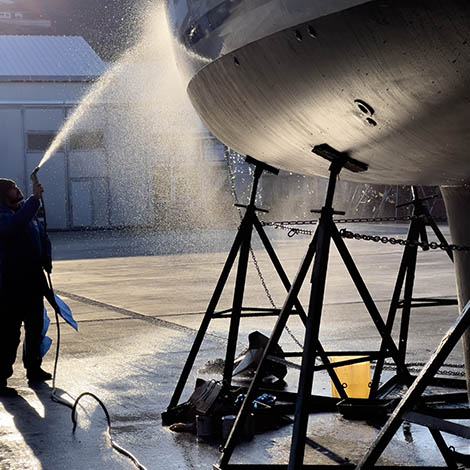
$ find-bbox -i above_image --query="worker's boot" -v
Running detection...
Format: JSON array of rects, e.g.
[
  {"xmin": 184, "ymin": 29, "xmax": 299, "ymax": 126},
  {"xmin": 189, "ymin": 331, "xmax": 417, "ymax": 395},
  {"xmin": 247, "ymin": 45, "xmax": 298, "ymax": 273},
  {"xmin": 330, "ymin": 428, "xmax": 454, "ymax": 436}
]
[
  {"xmin": 0, "ymin": 377, "xmax": 17, "ymax": 396},
  {"xmin": 26, "ymin": 367, "xmax": 52, "ymax": 382}
]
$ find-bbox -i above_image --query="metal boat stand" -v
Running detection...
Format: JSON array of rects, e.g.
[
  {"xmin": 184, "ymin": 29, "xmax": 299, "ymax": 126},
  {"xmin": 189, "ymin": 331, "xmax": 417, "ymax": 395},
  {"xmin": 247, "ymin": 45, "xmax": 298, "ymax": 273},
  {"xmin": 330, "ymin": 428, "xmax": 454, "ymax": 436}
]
[
  {"xmin": 214, "ymin": 145, "xmax": 415, "ymax": 470},
  {"xmin": 163, "ymin": 155, "xmax": 347, "ymax": 416},
  {"xmin": 371, "ymin": 187, "xmax": 460, "ymax": 398},
  {"xmin": 357, "ymin": 300, "xmax": 470, "ymax": 470}
]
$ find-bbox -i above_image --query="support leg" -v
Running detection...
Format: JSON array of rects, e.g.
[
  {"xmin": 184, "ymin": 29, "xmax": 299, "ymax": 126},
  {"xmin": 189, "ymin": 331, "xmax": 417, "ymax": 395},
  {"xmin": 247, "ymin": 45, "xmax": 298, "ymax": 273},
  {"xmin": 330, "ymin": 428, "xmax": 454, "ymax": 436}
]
[
  {"xmin": 428, "ymin": 429, "xmax": 458, "ymax": 469},
  {"xmin": 399, "ymin": 242, "xmax": 418, "ymax": 362},
  {"xmin": 356, "ymin": 301, "xmax": 470, "ymax": 470},
  {"xmin": 223, "ymin": 214, "xmax": 254, "ymax": 385},
  {"xmin": 427, "ymin": 216, "xmax": 454, "ymax": 262},
  {"xmin": 288, "ymin": 219, "xmax": 332, "ymax": 470},
  {"xmin": 370, "ymin": 237, "xmax": 411, "ymax": 395}
]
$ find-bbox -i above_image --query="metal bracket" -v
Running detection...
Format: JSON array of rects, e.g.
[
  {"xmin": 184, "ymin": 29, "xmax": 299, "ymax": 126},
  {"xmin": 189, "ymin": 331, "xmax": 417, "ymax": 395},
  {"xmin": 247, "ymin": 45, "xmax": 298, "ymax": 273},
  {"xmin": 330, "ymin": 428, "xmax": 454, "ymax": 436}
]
[{"xmin": 312, "ymin": 144, "xmax": 368, "ymax": 173}]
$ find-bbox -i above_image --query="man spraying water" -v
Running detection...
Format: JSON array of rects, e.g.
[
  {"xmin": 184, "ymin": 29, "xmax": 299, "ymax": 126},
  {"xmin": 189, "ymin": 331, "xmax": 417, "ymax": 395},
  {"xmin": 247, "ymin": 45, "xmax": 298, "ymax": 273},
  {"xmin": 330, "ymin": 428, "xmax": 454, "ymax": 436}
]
[{"xmin": 0, "ymin": 177, "xmax": 53, "ymax": 395}]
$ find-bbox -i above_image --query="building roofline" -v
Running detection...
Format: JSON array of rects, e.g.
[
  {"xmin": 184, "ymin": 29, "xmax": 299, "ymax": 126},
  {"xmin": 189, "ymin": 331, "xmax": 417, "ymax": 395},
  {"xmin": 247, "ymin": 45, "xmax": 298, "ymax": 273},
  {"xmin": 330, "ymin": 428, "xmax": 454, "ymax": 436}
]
[
  {"xmin": 0, "ymin": 75, "xmax": 100, "ymax": 83},
  {"xmin": 0, "ymin": 101, "xmax": 81, "ymax": 106}
]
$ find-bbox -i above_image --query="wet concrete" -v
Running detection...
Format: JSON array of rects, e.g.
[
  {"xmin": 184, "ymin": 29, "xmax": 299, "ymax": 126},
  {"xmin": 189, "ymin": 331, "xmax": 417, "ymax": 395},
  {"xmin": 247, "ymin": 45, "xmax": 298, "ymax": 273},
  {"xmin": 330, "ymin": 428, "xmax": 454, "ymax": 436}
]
[{"xmin": 0, "ymin": 223, "xmax": 467, "ymax": 469}]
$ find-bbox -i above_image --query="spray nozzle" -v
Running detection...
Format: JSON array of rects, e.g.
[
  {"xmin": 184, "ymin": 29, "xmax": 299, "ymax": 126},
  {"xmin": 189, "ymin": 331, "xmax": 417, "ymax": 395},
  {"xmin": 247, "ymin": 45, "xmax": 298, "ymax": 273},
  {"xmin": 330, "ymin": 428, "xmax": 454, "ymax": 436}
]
[{"xmin": 30, "ymin": 167, "xmax": 40, "ymax": 185}]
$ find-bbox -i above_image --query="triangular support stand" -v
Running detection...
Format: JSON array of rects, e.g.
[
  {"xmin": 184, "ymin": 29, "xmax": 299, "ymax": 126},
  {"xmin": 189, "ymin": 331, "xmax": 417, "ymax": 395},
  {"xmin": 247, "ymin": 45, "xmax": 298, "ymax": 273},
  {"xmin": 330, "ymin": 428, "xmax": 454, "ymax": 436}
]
[
  {"xmin": 163, "ymin": 155, "xmax": 347, "ymax": 416},
  {"xmin": 371, "ymin": 186, "xmax": 459, "ymax": 397},
  {"xmin": 215, "ymin": 145, "xmax": 415, "ymax": 470},
  {"xmin": 358, "ymin": 300, "xmax": 470, "ymax": 470}
]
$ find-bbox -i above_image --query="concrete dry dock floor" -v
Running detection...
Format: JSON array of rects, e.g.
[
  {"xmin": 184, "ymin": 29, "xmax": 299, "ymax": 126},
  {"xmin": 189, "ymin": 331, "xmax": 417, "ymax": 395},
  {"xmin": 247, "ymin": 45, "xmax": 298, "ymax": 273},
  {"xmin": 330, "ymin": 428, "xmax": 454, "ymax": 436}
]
[{"xmin": 0, "ymin": 223, "xmax": 467, "ymax": 469}]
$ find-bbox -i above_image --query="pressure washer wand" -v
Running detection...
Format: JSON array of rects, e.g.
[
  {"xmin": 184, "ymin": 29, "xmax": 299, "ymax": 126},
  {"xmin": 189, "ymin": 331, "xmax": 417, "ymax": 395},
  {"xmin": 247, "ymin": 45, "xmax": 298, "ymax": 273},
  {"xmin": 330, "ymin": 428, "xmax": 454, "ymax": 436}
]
[
  {"xmin": 30, "ymin": 166, "xmax": 54, "ymax": 301},
  {"xmin": 30, "ymin": 166, "xmax": 48, "ymax": 231},
  {"xmin": 30, "ymin": 166, "xmax": 40, "ymax": 185},
  {"xmin": 30, "ymin": 166, "xmax": 55, "ymax": 300}
]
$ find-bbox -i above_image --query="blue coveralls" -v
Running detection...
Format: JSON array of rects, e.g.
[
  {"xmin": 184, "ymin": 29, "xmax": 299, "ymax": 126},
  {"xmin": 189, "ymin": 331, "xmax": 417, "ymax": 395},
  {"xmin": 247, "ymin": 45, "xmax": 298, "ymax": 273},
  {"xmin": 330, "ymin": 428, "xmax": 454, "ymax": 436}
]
[{"xmin": 0, "ymin": 196, "xmax": 51, "ymax": 381}]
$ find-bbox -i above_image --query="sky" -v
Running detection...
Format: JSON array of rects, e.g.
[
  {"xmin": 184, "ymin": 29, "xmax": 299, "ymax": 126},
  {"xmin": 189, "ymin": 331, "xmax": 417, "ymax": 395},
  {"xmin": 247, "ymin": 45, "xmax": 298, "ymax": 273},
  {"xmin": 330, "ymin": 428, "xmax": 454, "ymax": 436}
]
[{"xmin": 0, "ymin": 0, "xmax": 147, "ymax": 60}]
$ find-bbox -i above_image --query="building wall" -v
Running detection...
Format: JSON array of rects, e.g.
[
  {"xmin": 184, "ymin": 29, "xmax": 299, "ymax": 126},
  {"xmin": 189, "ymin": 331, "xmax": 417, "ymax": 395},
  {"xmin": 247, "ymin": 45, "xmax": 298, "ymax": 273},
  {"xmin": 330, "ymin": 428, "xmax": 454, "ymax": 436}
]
[
  {"xmin": 0, "ymin": 82, "xmax": 90, "ymax": 102},
  {"xmin": 0, "ymin": 108, "xmax": 23, "ymax": 185},
  {"xmin": 24, "ymin": 106, "xmax": 68, "ymax": 229},
  {"xmin": 0, "ymin": 82, "xmax": 90, "ymax": 229},
  {"xmin": 0, "ymin": 83, "xmax": 229, "ymax": 230}
]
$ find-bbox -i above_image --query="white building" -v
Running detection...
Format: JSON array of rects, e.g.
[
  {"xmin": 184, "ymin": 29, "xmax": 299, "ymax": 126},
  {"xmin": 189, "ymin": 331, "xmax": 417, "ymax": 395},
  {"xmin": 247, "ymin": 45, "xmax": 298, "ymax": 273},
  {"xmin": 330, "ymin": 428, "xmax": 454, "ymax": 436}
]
[
  {"xmin": 0, "ymin": 35, "xmax": 229, "ymax": 230},
  {"xmin": 0, "ymin": 35, "xmax": 108, "ymax": 229}
]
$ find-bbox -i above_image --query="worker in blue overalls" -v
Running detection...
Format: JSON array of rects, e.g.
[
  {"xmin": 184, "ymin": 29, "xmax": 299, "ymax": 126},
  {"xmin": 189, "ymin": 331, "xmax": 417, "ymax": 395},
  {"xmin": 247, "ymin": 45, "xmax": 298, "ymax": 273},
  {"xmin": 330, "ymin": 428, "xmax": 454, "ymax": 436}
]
[{"xmin": 0, "ymin": 178, "xmax": 52, "ymax": 394}]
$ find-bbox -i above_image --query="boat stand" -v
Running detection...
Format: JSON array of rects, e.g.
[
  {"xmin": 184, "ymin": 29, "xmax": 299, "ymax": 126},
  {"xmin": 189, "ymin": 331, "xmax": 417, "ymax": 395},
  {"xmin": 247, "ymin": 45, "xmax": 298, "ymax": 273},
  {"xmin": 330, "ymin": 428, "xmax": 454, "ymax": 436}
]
[
  {"xmin": 357, "ymin": 300, "xmax": 470, "ymax": 470},
  {"xmin": 215, "ymin": 145, "xmax": 414, "ymax": 470},
  {"xmin": 163, "ymin": 155, "xmax": 347, "ymax": 416},
  {"xmin": 371, "ymin": 187, "xmax": 459, "ymax": 397}
]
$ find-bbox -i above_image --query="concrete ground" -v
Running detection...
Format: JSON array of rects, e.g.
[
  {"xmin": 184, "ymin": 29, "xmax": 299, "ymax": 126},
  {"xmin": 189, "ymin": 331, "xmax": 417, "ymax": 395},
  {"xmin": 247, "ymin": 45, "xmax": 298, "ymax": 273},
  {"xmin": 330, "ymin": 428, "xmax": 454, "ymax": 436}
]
[{"xmin": 0, "ymin": 222, "xmax": 467, "ymax": 469}]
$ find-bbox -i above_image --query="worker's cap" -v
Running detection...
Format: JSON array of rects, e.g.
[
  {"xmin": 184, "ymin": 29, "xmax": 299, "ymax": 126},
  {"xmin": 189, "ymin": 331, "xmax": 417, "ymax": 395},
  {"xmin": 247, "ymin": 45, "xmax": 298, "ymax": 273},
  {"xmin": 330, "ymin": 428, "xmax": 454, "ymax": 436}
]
[{"xmin": 0, "ymin": 178, "xmax": 17, "ymax": 202}]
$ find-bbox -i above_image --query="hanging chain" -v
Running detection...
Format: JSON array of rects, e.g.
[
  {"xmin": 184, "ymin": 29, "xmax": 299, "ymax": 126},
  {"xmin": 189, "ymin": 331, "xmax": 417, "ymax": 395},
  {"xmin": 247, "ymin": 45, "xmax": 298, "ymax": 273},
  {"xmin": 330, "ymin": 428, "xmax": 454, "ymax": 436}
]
[
  {"xmin": 380, "ymin": 362, "xmax": 465, "ymax": 377},
  {"xmin": 247, "ymin": 247, "xmax": 304, "ymax": 350},
  {"xmin": 262, "ymin": 215, "xmax": 448, "ymax": 226},
  {"xmin": 339, "ymin": 229, "xmax": 470, "ymax": 251},
  {"xmin": 268, "ymin": 219, "xmax": 470, "ymax": 252},
  {"xmin": 264, "ymin": 216, "xmax": 408, "ymax": 226},
  {"xmin": 263, "ymin": 215, "xmax": 448, "ymax": 238},
  {"xmin": 224, "ymin": 149, "xmax": 304, "ymax": 350}
]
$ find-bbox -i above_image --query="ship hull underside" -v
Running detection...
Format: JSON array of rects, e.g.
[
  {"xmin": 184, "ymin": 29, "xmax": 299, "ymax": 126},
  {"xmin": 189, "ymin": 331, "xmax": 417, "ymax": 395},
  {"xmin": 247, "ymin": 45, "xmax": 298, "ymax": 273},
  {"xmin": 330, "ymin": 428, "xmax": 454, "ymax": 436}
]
[{"xmin": 187, "ymin": 0, "xmax": 470, "ymax": 185}]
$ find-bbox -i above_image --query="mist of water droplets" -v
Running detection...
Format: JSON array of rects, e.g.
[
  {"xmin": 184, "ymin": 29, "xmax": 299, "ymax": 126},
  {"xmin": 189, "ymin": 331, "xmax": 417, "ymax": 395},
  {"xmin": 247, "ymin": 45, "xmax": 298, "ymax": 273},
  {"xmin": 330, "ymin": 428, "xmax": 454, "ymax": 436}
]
[{"xmin": 38, "ymin": 1, "xmax": 238, "ymax": 249}]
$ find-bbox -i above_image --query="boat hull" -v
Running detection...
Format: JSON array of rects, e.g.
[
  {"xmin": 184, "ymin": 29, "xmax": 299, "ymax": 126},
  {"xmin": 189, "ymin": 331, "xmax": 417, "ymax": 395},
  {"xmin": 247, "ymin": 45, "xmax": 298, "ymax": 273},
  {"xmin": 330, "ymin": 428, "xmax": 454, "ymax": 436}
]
[{"xmin": 166, "ymin": 0, "xmax": 470, "ymax": 184}]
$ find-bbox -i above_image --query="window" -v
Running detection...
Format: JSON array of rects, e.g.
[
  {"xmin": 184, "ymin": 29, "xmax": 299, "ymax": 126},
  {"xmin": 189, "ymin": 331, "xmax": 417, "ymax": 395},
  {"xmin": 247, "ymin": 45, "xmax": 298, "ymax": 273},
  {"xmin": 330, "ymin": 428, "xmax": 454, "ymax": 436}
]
[
  {"xmin": 27, "ymin": 132, "xmax": 58, "ymax": 152},
  {"xmin": 70, "ymin": 131, "xmax": 105, "ymax": 151}
]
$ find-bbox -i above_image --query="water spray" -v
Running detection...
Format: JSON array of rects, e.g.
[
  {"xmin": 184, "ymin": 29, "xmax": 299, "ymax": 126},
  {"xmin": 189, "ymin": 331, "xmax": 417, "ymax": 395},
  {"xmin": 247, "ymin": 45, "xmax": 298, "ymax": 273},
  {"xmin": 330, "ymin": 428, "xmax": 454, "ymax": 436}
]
[{"xmin": 20, "ymin": 6, "xmax": 192, "ymax": 467}]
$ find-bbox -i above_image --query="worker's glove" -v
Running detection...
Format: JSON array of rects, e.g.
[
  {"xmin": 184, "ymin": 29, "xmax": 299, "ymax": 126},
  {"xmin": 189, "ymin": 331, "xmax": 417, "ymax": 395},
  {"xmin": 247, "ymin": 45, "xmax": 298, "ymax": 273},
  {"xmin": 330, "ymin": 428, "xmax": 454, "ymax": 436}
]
[{"xmin": 43, "ymin": 256, "xmax": 53, "ymax": 274}]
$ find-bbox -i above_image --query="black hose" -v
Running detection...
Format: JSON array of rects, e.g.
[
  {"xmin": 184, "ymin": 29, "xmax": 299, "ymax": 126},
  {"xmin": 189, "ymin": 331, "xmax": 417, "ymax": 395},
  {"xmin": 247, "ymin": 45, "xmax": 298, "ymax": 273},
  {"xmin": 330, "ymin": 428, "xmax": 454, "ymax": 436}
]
[
  {"xmin": 35, "ymin": 173, "xmax": 148, "ymax": 470},
  {"xmin": 72, "ymin": 392, "xmax": 148, "ymax": 470}
]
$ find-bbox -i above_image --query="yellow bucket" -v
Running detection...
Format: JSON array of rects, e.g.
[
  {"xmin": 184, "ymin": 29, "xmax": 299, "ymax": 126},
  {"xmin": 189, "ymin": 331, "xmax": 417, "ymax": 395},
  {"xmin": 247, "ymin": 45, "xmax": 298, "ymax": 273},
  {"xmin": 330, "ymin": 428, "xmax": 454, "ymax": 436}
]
[{"xmin": 330, "ymin": 356, "xmax": 371, "ymax": 399}]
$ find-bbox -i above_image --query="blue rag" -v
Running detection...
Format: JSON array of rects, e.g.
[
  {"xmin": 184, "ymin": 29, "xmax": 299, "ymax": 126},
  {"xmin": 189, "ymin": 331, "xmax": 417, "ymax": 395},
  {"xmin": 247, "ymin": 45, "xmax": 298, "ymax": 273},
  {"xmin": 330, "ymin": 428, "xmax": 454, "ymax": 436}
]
[{"xmin": 40, "ymin": 294, "xmax": 78, "ymax": 357}]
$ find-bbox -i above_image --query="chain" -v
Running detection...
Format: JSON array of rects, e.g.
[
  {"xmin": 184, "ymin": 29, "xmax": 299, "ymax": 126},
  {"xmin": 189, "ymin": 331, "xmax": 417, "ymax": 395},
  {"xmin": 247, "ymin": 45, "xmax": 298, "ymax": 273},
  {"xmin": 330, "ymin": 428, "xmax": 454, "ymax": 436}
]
[
  {"xmin": 224, "ymin": 149, "xmax": 304, "ymax": 349},
  {"xmin": 264, "ymin": 216, "xmax": 406, "ymax": 227},
  {"xmin": 268, "ymin": 221, "xmax": 470, "ymax": 252},
  {"xmin": 263, "ymin": 216, "xmax": 448, "ymax": 226},
  {"xmin": 264, "ymin": 215, "xmax": 450, "ymax": 238},
  {"xmin": 380, "ymin": 361, "xmax": 465, "ymax": 377},
  {"xmin": 340, "ymin": 229, "xmax": 470, "ymax": 251},
  {"xmin": 271, "ymin": 223, "xmax": 314, "ymax": 237},
  {"xmin": 248, "ymin": 246, "xmax": 304, "ymax": 350}
]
